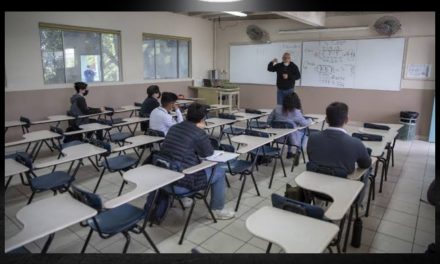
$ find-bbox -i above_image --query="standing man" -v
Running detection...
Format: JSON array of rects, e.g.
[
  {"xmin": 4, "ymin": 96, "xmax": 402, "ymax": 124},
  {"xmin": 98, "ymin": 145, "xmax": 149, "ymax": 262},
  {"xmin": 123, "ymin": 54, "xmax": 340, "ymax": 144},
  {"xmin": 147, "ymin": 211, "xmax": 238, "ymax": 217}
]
[{"xmin": 267, "ymin": 52, "xmax": 301, "ymax": 105}]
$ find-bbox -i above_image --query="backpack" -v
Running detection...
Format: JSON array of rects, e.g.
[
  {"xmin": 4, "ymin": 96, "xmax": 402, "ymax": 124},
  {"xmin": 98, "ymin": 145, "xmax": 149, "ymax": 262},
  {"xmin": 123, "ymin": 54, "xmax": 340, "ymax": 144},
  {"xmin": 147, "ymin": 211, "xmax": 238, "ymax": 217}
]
[
  {"xmin": 284, "ymin": 183, "xmax": 311, "ymax": 203},
  {"xmin": 142, "ymin": 150, "xmax": 180, "ymax": 225}
]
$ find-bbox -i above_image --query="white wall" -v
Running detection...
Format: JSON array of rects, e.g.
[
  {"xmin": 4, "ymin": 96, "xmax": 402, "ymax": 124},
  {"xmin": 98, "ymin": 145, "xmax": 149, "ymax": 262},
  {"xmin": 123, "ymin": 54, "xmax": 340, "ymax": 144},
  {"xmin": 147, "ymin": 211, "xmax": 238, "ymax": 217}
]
[
  {"xmin": 214, "ymin": 12, "xmax": 435, "ymax": 90},
  {"xmin": 5, "ymin": 12, "xmax": 214, "ymax": 91}
]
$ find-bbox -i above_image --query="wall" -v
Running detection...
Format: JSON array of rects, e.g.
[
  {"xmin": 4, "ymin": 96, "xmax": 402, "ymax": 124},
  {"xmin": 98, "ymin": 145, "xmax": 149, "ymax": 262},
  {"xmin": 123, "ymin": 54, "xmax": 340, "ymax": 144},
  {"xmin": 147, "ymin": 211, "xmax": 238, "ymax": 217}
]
[
  {"xmin": 215, "ymin": 12, "xmax": 435, "ymax": 138},
  {"xmin": 5, "ymin": 12, "xmax": 213, "ymax": 140}
]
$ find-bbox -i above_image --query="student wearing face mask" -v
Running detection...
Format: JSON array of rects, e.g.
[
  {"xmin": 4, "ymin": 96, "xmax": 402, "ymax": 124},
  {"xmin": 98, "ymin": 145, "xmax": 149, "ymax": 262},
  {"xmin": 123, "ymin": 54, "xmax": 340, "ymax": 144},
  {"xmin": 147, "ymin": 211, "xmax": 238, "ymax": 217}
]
[
  {"xmin": 69, "ymin": 82, "xmax": 105, "ymax": 140},
  {"xmin": 267, "ymin": 52, "xmax": 301, "ymax": 105}
]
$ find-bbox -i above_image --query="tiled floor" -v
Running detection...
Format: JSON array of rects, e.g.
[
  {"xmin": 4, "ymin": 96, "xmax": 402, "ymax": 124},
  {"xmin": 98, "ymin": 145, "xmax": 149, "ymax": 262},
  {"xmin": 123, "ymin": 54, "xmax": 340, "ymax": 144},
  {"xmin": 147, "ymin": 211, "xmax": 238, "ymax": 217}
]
[{"xmin": 4, "ymin": 125, "xmax": 436, "ymax": 254}]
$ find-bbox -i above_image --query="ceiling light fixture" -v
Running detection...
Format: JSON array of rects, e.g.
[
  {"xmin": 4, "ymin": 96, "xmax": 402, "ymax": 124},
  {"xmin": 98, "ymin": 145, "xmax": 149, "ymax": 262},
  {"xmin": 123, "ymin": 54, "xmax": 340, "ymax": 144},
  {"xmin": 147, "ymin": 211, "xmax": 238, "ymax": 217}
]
[
  {"xmin": 199, "ymin": 0, "xmax": 242, "ymax": 2},
  {"xmin": 223, "ymin": 11, "xmax": 247, "ymax": 17}
]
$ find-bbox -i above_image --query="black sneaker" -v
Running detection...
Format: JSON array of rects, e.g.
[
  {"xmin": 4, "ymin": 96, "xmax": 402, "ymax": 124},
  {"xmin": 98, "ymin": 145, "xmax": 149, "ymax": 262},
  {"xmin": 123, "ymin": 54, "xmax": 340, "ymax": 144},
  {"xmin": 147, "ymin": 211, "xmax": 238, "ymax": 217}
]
[{"xmin": 286, "ymin": 152, "xmax": 294, "ymax": 159}]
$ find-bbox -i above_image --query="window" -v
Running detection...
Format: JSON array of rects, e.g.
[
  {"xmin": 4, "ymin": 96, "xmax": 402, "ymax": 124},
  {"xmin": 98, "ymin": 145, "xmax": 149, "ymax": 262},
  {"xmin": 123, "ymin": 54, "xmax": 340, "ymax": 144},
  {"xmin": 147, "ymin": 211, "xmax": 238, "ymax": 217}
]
[
  {"xmin": 142, "ymin": 34, "xmax": 191, "ymax": 80},
  {"xmin": 39, "ymin": 23, "xmax": 122, "ymax": 84}
]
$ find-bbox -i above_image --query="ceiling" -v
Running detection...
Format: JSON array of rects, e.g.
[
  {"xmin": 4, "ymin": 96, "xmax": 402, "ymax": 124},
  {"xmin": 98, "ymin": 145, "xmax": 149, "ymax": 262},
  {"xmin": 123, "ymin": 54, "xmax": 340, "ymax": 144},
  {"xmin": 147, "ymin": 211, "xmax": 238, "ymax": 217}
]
[{"xmin": 178, "ymin": 11, "xmax": 392, "ymax": 22}]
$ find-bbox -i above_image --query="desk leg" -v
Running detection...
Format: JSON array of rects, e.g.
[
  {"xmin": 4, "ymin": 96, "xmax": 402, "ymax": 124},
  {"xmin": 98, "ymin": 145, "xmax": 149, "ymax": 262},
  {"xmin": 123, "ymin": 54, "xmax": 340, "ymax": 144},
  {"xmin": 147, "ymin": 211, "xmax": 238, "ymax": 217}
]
[
  {"xmin": 41, "ymin": 233, "xmax": 55, "ymax": 253},
  {"xmin": 236, "ymin": 148, "xmax": 259, "ymax": 211},
  {"xmin": 343, "ymin": 205, "xmax": 354, "ymax": 252}
]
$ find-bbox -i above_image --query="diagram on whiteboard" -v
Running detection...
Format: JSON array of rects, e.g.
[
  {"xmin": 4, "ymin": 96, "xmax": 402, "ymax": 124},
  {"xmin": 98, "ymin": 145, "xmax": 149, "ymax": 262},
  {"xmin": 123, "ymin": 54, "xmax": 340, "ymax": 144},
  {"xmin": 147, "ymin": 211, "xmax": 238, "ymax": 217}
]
[{"xmin": 302, "ymin": 40, "xmax": 356, "ymax": 88}]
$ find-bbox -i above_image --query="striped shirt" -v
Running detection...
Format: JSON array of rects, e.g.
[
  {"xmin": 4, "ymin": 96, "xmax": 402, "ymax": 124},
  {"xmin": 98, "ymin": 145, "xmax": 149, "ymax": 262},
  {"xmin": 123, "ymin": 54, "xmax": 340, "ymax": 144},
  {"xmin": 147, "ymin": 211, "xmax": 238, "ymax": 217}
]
[{"xmin": 161, "ymin": 121, "xmax": 214, "ymax": 190}]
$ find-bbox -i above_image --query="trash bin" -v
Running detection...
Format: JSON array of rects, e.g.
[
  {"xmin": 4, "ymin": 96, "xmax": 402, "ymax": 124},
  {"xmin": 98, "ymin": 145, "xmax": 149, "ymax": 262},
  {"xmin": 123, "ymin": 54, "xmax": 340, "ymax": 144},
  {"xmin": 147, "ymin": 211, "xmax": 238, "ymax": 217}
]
[{"xmin": 398, "ymin": 111, "xmax": 419, "ymax": 140}]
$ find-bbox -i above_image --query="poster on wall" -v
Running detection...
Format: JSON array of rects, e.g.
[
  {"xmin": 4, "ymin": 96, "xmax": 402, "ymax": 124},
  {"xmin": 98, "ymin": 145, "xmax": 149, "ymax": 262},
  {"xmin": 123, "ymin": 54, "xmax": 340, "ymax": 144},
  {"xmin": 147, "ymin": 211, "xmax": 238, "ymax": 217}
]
[
  {"xmin": 406, "ymin": 64, "xmax": 432, "ymax": 79},
  {"xmin": 80, "ymin": 55, "xmax": 101, "ymax": 82}
]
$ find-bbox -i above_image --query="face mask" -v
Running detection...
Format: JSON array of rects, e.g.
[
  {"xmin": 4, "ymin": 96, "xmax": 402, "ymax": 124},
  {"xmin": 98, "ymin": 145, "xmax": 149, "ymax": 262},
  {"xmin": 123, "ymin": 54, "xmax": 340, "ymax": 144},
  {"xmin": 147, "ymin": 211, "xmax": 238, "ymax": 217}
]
[
  {"xmin": 284, "ymin": 62, "xmax": 290, "ymax": 66},
  {"xmin": 83, "ymin": 90, "xmax": 89, "ymax": 96}
]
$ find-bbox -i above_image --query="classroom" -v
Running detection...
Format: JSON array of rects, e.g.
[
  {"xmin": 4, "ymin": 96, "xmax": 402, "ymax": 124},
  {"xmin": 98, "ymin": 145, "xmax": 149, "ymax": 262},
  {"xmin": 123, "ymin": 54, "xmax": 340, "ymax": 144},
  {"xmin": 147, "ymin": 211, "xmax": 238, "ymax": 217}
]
[{"xmin": 4, "ymin": 9, "xmax": 436, "ymax": 255}]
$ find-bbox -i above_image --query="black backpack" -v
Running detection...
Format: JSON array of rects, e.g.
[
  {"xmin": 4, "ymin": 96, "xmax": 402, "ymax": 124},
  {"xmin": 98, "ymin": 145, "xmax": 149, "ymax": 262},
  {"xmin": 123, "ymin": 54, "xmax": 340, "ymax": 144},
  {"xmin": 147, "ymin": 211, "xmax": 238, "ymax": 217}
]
[{"xmin": 142, "ymin": 150, "xmax": 180, "ymax": 225}]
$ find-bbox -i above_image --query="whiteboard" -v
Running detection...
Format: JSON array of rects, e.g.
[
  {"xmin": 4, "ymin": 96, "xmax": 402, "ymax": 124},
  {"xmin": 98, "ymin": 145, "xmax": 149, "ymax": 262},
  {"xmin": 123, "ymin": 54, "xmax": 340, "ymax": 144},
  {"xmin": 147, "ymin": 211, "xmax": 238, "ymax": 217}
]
[
  {"xmin": 301, "ymin": 38, "xmax": 405, "ymax": 91},
  {"xmin": 229, "ymin": 42, "xmax": 302, "ymax": 85}
]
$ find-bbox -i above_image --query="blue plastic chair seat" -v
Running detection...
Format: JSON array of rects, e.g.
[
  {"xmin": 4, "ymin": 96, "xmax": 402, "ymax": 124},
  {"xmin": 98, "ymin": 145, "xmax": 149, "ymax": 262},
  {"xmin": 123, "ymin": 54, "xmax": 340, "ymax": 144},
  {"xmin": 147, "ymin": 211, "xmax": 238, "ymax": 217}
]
[
  {"xmin": 250, "ymin": 145, "xmax": 280, "ymax": 157},
  {"xmin": 110, "ymin": 132, "xmax": 131, "ymax": 142},
  {"xmin": 102, "ymin": 155, "xmax": 137, "ymax": 170},
  {"xmin": 31, "ymin": 171, "xmax": 74, "ymax": 190},
  {"xmin": 220, "ymin": 160, "xmax": 252, "ymax": 174},
  {"xmin": 61, "ymin": 140, "xmax": 83, "ymax": 149},
  {"xmin": 87, "ymin": 204, "xmax": 146, "ymax": 235},
  {"xmin": 249, "ymin": 120, "xmax": 269, "ymax": 129},
  {"xmin": 271, "ymin": 193, "xmax": 324, "ymax": 219},
  {"xmin": 223, "ymin": 127, "xmax": 245, "ymax": 135}
]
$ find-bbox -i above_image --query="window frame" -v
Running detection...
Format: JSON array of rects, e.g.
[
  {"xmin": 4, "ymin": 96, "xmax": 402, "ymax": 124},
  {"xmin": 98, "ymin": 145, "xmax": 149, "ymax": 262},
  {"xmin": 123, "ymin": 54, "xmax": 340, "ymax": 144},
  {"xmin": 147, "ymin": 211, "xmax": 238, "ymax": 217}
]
[
  {"xmin": 38, "ymin": 22, "xmax": 123, "ymax": 85},
  {"xmin": 142, "ymin": 33, "xmax": 192, "ymax": 80}
]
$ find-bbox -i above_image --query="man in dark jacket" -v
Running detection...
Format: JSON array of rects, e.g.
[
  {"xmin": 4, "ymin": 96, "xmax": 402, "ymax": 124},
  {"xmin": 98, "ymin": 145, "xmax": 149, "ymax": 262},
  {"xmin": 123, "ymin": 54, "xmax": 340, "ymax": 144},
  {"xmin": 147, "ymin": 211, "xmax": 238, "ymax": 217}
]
[
  {"xmin": 307, "ymin": 102, "xmax": 372, "ymax": 207},
  {"xmin": 161, "ymin": 103, "xmax": 235, "ymax": 220},
  {"xmin": 267, "ymin": 52, "xmax": 301, "ymax": 105},
  {"xmin": 69, "ymin": 82, "xmax": 105, "ymax": 140},
  {"xmin": 139, "ymin": 85, "xmax": 161, "ymax": 131}
]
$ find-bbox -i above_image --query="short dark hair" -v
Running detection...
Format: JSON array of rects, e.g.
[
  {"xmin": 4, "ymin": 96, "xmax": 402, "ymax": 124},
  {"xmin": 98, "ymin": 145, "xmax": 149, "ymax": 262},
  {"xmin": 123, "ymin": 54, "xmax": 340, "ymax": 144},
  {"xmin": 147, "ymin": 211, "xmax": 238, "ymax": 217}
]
[
  {"xmin": 74, "ymin": 82, "xmax": 88, "ymax": 93},
  {"xmin": 147, "ymin": 85, "xmax": 160, "ymax": 98},
  {"xmin": 187, "ymin": 103, "xmax": 208, "ymax": 123},
  {"xmin": 282, "ymin": 92, "xmax": 302, "ymax": 113},
  {"xmin": 160, "ymin": 92, "xmax": 178, "ymax": 107},
  {"xmin": 326, "ymin": 102, "xmax": 349, "ymax": 127}
]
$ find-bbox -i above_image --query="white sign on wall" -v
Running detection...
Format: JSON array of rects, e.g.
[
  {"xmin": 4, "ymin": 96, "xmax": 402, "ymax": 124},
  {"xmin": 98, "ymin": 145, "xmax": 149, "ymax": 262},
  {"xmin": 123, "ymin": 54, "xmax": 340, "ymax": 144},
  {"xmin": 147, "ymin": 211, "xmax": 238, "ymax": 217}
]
[{"xmin": 406, "ymin": 64, "xmax": 432, "ymax": 79}]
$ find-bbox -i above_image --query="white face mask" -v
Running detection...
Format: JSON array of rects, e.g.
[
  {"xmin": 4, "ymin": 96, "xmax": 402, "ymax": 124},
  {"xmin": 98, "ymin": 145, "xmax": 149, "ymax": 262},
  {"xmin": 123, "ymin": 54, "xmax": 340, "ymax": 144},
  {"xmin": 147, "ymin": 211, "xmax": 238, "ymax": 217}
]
[{"xmin": 283, "ymin": 62, "xmax": 290, "ymax": 66}]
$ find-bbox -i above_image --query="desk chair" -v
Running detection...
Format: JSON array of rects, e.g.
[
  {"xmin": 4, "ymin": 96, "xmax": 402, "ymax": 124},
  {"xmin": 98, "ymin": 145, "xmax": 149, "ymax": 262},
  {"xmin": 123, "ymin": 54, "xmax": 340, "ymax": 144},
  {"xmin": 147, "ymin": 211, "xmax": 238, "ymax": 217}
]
[
  {"xmin": 244, "ymin": 129, "xmax": 286, "ymax": 189},
  {"xmin": 144, "ymin": 129, "xmax": 165, "ymax": 151},
  {"xmin": 270, "ymin": 194, "xmax": 341, "ymax": 253},
  {"xmin": 90, "ymin": 139, "xmax": 142, "ymax": 196},
  {"xmin": 15, "ymin": 152, "xmax": 79, "ymax": 204},
  {"xmin": 49, "ymin": 126, "xmax": 100, "ymax": 173},
  {"xmin": 149, "ymin": 152, "xmax": 217, "ymax": 245},
  {"xmin": 5, "ymin": 152, "xmax": 31, "ymax": 189},
  {"xmin": 246, "ymin": 109, "xmax": 268, "ymax": 129},
  {"xmin": 269, "ymin": 121, "xmax": 307, "ymax": 172},
  {"xmin": 70, "ymin": 186, "xmax": 160, "ymax": 253},
  {"xmin": 19, "ymin": 116, "xmax": 55, "ymax": 159},
  {"xmin": 218, "ymin": 113, "xmax": 245, "ymax": 145},
  {"xmin": 100, "ymin": 107, "xmax": 132, "ymax": 146},
  {"xmin": 209, "ymin": 137, "xmax": 260, "ymax": 211}
]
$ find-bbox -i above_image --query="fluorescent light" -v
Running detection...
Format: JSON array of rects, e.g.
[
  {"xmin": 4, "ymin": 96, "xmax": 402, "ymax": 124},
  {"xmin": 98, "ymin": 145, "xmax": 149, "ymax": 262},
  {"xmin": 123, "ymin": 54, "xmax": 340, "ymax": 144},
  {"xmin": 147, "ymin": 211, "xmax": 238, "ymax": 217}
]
[
  {"xmin": 223, "ymin": 11, "xmax": 247, "ymax": 17},
  {"xmin": 279, "ymin": 26, "xmax": 370, "ymax": 34},
  {"xmin": 200, "ymin": 0, "xmax": 242, "ymax": 2}
]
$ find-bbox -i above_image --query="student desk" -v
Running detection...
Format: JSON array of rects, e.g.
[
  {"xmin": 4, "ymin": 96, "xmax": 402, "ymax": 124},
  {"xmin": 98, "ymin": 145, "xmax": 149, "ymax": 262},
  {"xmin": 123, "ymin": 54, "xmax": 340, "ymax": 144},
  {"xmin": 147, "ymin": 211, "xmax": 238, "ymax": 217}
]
[
  {"xmin": 246, "ymin": 206, "xmax": 340, "ymax": 253},
  {"xmin": 5, "ymin": 158, "xmax": 30, "ymax": 189},
  {"xmin": 234, "ymin": 112, "xmax": 269, "ymax": 129},
  {"xmin": 230, "ymin": 135, "xmax": 273, "ymax": 154},
  {"xmin": 209, "ymin": 104, "xmax": 230, "ymax": 113},
  {"xmin": 295, "ymin": 171, "xmax": 364, "ymax": 252},
  {"xmin": 31, "ymin": 115, "xmax": 75, "ymax": 127},
  {"xmin": 4, "ymin": 130, "xmax": 62, "ymax": 161},
  {"xmin": 5, "ymin": 193, "xmax": 97, "ymax": 253},
  {"xmin": 114, "ymin": 105, "xmax": 141, "ymax": 117},
  {"xmin": 204, "ymin": 117, "xmax": 238, "ymax": 136},
  {"xmin": 104, "ymin": 164, "xmax": 185, "ymax": 209},
  {"xmin": 112, "ymin": 135, "xmax": 163, "ymax": 159},
  {"xmin": 108, "ymin": 117, "xmax": 149, "ymax": 136},
  {"xmin": 5, "ymin": 120, "xmax": 27, "ymax": 134},
  {"xmin": 63, "ymin": 123, "xmax": 112, "ymax": 136},
  {"xmin": 304, "ymin": 114, "xmax": 326, "ymax": 130},
  {"xmin": 33, "ymin": 143, "xmax": 107, "ymax": 171},
  {"xmin": 176, "ymin": 99, "xmax": 195, "ymax": 105}
]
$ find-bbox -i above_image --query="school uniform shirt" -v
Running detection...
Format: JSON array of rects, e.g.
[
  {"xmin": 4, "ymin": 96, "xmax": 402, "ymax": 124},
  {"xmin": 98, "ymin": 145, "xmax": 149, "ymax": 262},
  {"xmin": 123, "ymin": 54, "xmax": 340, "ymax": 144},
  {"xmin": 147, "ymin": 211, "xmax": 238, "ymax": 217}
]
[
  {"xmin": 140, "ymin": 97, "xmax": 160, "ymax": 117},
  {"xmin": 266, "ymin": 106, "xmax": 312, "ymax": 146},
  {"xmin": 306, "ymin": 127, "xmax": 372, "ymax": 175},
  {"xmin": 267, "ymin": 61, "xmax": 301, "ymax": 90},
  {"xmin": 161, "ymin": 121, "xmax": 214, "ymax": 190},
  {"xmin": 149, "ymin": 106, "xmax": 184, "ymax": 135}
]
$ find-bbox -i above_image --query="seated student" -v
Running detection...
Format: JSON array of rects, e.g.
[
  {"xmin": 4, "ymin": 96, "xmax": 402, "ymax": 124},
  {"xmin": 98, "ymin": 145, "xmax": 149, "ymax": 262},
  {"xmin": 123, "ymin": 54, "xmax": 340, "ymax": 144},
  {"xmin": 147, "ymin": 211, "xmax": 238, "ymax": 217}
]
[
  {"xmin": 149, "ymin": 92, "xmax": 184, "ymax": 135},
  {"xmin": 160, "ymin": 103, "xmax": 235, "ymax": 220},
  {"xmin": 140, "ymin": 85, "xmax": 161, "ymax": 117},
  {"xmin": 69, "ymin": 82, "xmax": 105, "ymax": 140},
  {"xmin": 307, "ymin": 102, "xmax": 372, "ymax": 206},
  {"xmin": 267, "ymin": 92, "xmax": 313, "ymax": 160}
]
